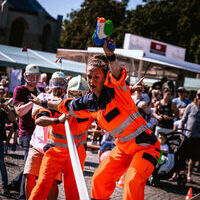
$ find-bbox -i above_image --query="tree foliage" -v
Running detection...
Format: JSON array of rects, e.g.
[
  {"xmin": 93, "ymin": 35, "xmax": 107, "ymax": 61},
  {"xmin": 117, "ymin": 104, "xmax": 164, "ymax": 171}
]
[{"xmin": 60, "ymin": 0, "xmax": 200, "ymax": 64}]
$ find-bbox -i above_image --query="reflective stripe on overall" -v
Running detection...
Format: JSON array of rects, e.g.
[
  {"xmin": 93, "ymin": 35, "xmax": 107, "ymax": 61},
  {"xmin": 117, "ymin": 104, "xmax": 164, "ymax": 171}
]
[{"xmin": 48, "ymin": 129, "xmax": 88, "ymax": 148}]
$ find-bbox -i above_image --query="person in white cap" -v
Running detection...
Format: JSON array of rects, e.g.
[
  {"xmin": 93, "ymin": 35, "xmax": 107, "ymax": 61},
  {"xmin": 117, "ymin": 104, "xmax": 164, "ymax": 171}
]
[
  {"xmin": 24, "ymin": 71, "xmax": 67, "ymax": 200},
  {"xmin": 8, "ymin": 64, "xmax": 40, "ymax": 200}
]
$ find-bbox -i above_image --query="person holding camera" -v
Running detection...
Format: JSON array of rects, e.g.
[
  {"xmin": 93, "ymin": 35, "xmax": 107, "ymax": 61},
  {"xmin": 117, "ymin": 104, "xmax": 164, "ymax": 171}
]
[
  {"xmin": 0, "ymin": 87, "xmax": 15, "ymax": 195},
  {"xmin": 153, "ymin": 88, "xmax": 179, "ymax": 136}
]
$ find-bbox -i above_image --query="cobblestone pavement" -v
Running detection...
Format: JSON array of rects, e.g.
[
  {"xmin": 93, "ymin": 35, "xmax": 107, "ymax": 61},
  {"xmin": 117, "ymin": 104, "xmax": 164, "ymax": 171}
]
[{"xmin": 1, "ymin": 145, "xmax": 200, "ymax": 200}]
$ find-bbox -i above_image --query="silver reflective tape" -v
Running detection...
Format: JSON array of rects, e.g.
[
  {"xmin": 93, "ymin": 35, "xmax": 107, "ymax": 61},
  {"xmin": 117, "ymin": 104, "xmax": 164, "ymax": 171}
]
[
  {"xmin": 118, "ymin": 124, "xmax": 149, "ymax": 143},
  {"xmin": 109, "ymin": 112, "xmax": 141, "ymax": 136},
  {"xmin": 48, "ymin": 138, "xmax": 68, "ymax": 148},
  {"xmin": 50, "ymin": 130, "xmax": 66, "ymax": 140},
  {"xmin": 73, "ymin": 131, "xmax": 88, "ymax": 140},
  {"xmin": 76, "ymin": 138, "xmax": 87, "ymax": 146},
  {"xmin": 47, "ymin": 137, "xmax": 87, "ymax": 149},
  {"xmin": 117, "ymin": 85, "xmax": 128, "ymax": 92}
]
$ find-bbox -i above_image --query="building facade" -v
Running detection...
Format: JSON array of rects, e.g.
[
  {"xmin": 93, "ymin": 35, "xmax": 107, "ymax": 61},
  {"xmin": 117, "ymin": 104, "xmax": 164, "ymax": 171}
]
[{"xmin": 0, "ymin": 0, "xmax": 63, "ymax": 52}]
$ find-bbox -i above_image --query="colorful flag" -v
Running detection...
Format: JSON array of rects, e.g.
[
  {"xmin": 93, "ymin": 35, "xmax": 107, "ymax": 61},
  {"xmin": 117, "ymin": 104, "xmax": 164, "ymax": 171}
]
[
  {"xmin": 22, "ymin": 46, "xmax": 27, "ymax": 52},
  {"xmin": 1, "ymin": 0, "xmax": 7, "ymax": 13},
  {"xmin": 55, "ymin": 58, "xmax": 62, "ymax": 63}
]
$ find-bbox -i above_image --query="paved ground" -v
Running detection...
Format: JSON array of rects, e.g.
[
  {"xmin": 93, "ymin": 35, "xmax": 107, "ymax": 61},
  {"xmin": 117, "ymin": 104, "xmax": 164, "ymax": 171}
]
[{"xmin": 1, "ymin": 145, "xmax": 200, "ymax": 200}]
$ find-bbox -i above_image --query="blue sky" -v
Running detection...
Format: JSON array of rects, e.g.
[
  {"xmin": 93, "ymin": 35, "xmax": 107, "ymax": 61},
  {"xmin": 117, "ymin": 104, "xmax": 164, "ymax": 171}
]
[{"xmin": 37, "ymin": 0, "xmax": 144, "ymax": 19}]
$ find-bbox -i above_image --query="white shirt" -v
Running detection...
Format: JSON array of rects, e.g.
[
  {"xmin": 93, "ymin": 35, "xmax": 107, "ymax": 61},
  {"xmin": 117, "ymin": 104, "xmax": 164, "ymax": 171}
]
[{"xmin": 30, "ymin": 93, "xmax": 53, "ymax": 153}]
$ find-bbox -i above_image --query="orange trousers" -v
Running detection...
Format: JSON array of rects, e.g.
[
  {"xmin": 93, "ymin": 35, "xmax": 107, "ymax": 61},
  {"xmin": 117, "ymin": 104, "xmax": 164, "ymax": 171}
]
[
  {"xmin": 91, "ymin": 140, "xmax": 160, "ymax": 200},
  {"xmin": 29, "ymin": 145, "xmax": 86, "ymax": 200}
]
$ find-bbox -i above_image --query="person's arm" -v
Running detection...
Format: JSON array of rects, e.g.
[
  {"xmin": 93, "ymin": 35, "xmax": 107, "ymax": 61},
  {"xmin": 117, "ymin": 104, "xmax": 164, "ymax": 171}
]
[
  {"xmin": 29, "ymin": 93, "xmax": 61, "ymax": 111},
  {"xmin": 153, "ymin": 102, "xmax": 162, "ymax": 121},
  {"xmin": 179, "ymin": 121, "xmax": 185, "ymax": 133},
  {"xmin": 14, "ymin": 102, "xmax": 33, "ymax": 117},
  {"xmin": 3, "ymin": 104, "xmax": 16, "ymax": 122},
  {"xmin": 179, "ymin": 105, "xmax": 190, "ymax": 132},
  {"xmin": 35, "ymin": 113, "xmax": 67, "ymax": 127},
  {"xmin": 173, "ymin": 121, "xmax": 178, "ymax": 132},
  {"xmin": 130, "ymin": 78, "xmax": 145, "ymax": 93},
  {"xmin": 103, "ymin": 40, "xmax": 121, "ymax": 79},
  {"xmin": 171, "ymin": 102, "xmax": 179, "ymax": 119}
]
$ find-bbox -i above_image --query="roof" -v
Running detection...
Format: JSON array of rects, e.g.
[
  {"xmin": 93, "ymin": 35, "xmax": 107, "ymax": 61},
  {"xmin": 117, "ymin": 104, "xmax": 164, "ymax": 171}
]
[
  {"xmin": 0, "ymin": 44, "xmax": 86, "ymax": 76},
  {"xmin": 8, "ymin": 0, "xmax": 54, "ymax": 20},
  {"xmin": 87, "ymin": 47, "xmax": 200, "ymax": 74}
]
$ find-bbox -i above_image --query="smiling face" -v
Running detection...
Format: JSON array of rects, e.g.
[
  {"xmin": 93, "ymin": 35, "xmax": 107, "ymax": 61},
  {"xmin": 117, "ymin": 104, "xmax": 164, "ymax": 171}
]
[
  {"xmin": 25, "ymin": 73, "xmax": 40, "ymax": 88},
  {"xmin": 86, "ymin": 65, "xmax": 106, "ymax": 97}
]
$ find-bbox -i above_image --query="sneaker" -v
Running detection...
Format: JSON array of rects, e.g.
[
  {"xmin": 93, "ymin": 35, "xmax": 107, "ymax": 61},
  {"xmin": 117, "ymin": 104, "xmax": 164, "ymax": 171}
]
[
  {"xmin": 187, "ymin": 176, "xmax": 194, "ymax": 183},
  {"xmin": 7, "ymin": 183, "xmax": 18, "ymax": 192},
  {"xmin": 3, "ymin": 187, "xmax": 10, "ymax": 197}
]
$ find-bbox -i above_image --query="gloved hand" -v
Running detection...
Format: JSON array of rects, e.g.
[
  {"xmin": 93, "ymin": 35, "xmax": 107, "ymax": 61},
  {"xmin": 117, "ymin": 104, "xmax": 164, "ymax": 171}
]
[{"xmin": 43, "ymin": 143, "xmax": 55, "ymax": 152}]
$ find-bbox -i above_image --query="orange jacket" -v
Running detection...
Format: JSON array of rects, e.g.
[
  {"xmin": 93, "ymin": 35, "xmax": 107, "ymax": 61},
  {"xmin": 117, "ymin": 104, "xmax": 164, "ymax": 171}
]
[
  {"xmin": 58, "ymin": 68, "xmax": 152, "ymax": 148},
  {"xmin": 36, "ymin": 108, "xmax": 93, "ymax": 148}
]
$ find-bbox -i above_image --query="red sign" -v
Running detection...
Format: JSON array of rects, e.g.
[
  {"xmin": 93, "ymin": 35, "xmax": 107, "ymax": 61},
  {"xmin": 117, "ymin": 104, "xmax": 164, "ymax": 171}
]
[{"xmin": 150, "ymin": 42, "xmax": 166, "ymax": 56}]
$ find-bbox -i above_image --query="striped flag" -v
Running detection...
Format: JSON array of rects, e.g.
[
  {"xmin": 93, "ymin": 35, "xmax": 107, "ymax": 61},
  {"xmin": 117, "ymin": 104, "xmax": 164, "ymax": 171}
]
[
  {"xmin": 55, "ymin": 58, "xmax": 62, "ymax": 64},
  {"xmin": 1, "ymin": 0, "xmax": 7, "ymax": 13},
  {"xmin": 22, "ymin": 46, "xmax": 27, "ymax": 52}
]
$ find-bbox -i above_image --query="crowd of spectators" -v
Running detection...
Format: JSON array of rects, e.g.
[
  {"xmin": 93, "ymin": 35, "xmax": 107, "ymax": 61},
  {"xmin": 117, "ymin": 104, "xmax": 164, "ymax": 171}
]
[{"xmin": 0, "ymin": 68, "xmax": 200, "ymax": 198}]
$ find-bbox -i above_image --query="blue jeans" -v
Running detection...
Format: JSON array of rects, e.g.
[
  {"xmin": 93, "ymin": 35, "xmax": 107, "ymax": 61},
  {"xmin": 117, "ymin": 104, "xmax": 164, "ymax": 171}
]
[
  {"xmin": 11, "ymin": 135, "xmax": 32, "ymax": 200},
  {"xmin": 0, "ymin": 141, "xmax": 8, "ymax": 188}
]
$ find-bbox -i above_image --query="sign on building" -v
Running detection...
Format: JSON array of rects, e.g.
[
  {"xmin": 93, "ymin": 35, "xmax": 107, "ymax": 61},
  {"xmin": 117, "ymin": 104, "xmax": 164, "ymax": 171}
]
[{"xmin": 123, "ymin": 33, "xmax": 186, "ymax": 61}]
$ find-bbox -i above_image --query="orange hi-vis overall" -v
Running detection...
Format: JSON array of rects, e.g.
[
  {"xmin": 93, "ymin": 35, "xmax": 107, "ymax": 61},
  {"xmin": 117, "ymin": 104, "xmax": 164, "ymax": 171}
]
[
  {"xmin": 58, "ymin": 67, "xmax": 161, "ymax": 200},
  {"xmin": 29, "ymin": 108, "xmax": 93, "ymax": 200}
]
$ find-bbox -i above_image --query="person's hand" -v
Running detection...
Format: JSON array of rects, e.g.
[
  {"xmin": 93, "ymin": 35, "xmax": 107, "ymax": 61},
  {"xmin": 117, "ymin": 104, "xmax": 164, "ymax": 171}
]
[
  {"xmin": 130, "ymin": 77, "xmax": 144, "ymax": 93},
  {"xmin": 163, "ymin": 115, "xmax": 171, "ymax": 120},
  {"xmin": 103, "ymin": 37, "xmax": 115, "ymax": 57},
  {"xmin": 2, "ymin": 103, "xmax": 9, "ymax": 111},
  {"xmin": 29, "ymin": 94, "xmax": 42, "ymax": 106},
  {"xmin": 59, "ymin": 114, "xmax": 69, "ymax": 123},
  {"xmin": 157, "ymin": 115, "xmax": 163, "ymax": 121},
  {"xmin": 52, "ymin": 96, "xmax": 61, "ymax": 101}
]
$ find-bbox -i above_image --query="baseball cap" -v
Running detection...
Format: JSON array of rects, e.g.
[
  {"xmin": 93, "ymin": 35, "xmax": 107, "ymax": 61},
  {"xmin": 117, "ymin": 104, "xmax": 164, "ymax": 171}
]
[
  {"xmin": 25, "ymin": 64, "xmax": 40, "ymax": 75},
  {"xmin": 177, "ymin": 87, "xmax": 186, "ymax": 92},
  {"xmin": 51, "ymin": 71, "xmax": 66, "ymax": 80}
]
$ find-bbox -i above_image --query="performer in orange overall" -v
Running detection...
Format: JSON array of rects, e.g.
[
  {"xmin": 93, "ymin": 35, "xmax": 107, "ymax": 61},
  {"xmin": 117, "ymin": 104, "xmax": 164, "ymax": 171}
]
[
  {"xmin": 31, "ymin": 40, "xmax": 160, "ymax": 200},
  {"xmin": 29, "ymin": 73, "xmax": 92, "ymax": 200}
]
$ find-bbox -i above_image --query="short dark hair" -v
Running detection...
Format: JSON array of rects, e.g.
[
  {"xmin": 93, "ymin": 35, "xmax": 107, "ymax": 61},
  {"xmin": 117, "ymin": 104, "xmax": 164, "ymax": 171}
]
[
  {"xmin": 87, "ymin": 54, "xmax": 109, "ymax": 77},
  {"xmin": 161, "ymin": 77, "xmax": 167, "ymax": 82},
  {"xmin": 163, "ymin": 88, "xmax": 171, "ymax": 93}
]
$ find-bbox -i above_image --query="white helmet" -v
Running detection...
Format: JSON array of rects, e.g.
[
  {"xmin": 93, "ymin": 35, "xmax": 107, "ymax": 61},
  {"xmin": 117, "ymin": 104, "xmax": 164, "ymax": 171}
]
[
  {"xmin": 67, "ymin": 75, "xmax": 89, "ymax": 92},
  {"xmin": 24, "ymin": 64, "xmax": 40, "ymax": 75}
]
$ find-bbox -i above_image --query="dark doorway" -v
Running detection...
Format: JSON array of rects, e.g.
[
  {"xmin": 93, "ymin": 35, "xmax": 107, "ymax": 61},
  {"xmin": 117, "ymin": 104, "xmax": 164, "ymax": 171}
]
[
  {"xmin": 41, "ymin": 24, "xmax": 51, "ymax": 51},
  {"xmin": 9, "ymin": 18, "xmax": 27, "ymax": 47}
]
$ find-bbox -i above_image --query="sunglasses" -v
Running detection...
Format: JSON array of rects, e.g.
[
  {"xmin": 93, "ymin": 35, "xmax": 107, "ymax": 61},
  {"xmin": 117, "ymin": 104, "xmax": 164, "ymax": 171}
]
[
  {"xmin": 197, "ymin": 94, "xmax": 200, "ymax": 98},
  {"xmin": 51, "ymin": 81, "xmax": 66, "ymax": 88}
]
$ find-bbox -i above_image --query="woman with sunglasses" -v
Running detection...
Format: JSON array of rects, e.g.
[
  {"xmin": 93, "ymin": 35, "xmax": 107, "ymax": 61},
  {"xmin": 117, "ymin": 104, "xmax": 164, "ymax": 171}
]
[
  {"xmin": 31, "ymin": 40, "xmax": 160, "ymax": 200},
  {"xmin": 153, "ymin": 88, "xmax": 179, "ymax": 136}
]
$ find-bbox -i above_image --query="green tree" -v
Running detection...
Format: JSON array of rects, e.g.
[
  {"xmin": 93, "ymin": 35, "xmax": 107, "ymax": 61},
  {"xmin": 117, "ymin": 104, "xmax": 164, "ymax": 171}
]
[
  {"xmin": 60, "ymin": 0, "xmax": 128, "ymax": 49},
  {"xmin": 124, "ymin": 0, "xmax": 200, "ymax": 63}
]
